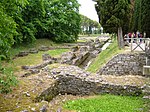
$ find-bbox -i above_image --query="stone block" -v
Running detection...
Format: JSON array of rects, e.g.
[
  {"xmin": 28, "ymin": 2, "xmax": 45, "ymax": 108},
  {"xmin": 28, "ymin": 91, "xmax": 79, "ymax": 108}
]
[
  {"xmin": 143, "ymin": 66, "xmax": 150, "ymax": 76},
  {"xmin": 39, "ymin": 45, "xmax": 49, "ymax": 51},
  {"xmin": 71, "ymin": 46, "xmax": 79, "ymax": 52},
  {"xmin": 29, "ymin": 48, "xmax": 38, "ymax": 54},
  {"xmin": 18, "ymin": 51, "xmax": 29, "ymax": 57}
]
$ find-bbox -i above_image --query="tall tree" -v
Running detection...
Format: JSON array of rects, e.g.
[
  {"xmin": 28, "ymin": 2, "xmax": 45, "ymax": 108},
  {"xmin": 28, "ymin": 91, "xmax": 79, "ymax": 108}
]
[
  {"xmin": 47, "ymin": 0, "xmax": 81, "ymax": 42},
  {"xmin": 22, "ymin": 0, "xmax": 81, "ymax": 42},
  {"xmin": 132, "ymin": 0, "xmax": 150, "ymax": 37},
  {"xmin": 95, "ymin": 0, "xmax": 131, "ymax": 48},
  {"xmin": 141, "ymin": 0, "xmax": 150, "ymax": 37},
  {"xmin": 132, "ymin": 0, "xmax": 142, "ymax": 32},
  {"xmin": 0, "ymin": 0, "xmax": 28, "ymax": 58}
]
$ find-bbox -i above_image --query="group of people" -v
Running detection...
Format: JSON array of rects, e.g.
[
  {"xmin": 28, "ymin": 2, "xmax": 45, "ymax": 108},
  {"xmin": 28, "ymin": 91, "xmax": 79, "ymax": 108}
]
[{"xmin": 124, "ymin": 31, "xmax": 146, "ymax": 43}]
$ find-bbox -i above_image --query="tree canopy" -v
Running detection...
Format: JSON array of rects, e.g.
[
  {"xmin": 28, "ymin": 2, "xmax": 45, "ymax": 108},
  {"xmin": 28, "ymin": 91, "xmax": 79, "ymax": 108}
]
[
  {"xmin": 131, "ymin": 0, "xmax": 150, "ymax": 37},
  {"xmin": 95, "ymin": 0, "xmax": 131, "ymax": 33},
  {"xmin": 141, "ymin": 0, "xmax": 150, "ymax": 37},
  {"xmin": 0, "ymin": 0, "xmax": 81, "ymax": 58},
  {"xmin": 0, "ymin": 0, "xmax": 28, "ymax": 58},
  {"xmin": 95, "ymin": 0, "xmax": 131, "ymax": 48}
]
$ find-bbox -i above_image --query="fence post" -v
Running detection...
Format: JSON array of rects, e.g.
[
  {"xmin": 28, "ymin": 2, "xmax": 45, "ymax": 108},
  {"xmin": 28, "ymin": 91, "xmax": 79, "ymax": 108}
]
[{"xmin": 131, "ymin": 37, "xmax": 133, "ymax": 51}]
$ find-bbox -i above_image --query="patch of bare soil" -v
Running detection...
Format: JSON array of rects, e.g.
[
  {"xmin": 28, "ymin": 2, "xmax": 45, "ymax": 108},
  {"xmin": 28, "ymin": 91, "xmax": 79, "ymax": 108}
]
[
  {"xmin": 0, "ymin": 71, "xmax": 56, "ymax": 112},
  {"xmin": 100, "ymin": 75, "xmax": 147, "ymax": 86}
]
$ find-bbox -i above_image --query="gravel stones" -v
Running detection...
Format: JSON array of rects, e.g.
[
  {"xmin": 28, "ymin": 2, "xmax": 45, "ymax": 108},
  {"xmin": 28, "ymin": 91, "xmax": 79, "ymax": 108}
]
[
  {"xmin": 60, "ymin": 52, "xmax": 76, "ymax": 64},
  {"xmin": 21, "ymin": 110, "xmax": 29, "ymax": 112},
  {"xmin": 42, "ymin": 54, "xmax": 52, "ymax": 61},
  {"xmin": 40, "ymin": 105, "xmax": 48, "ymax": 112}
]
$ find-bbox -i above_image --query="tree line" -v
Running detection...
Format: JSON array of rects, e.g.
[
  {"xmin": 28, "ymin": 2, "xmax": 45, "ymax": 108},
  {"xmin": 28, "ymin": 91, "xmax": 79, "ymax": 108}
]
[
  {"xmin": 80, "ymin": 15, "xmax": 101, "ymax": 35},
  {"xmin": 0, "ymin": 0, "xmax": 81, "ymax": 58},
  {"xmin": 132, "ymin": 0, "xmax": 150, "ymax": 37},
  {"xmin": 94, "ymin": 0, "xmax": 150, "ymax": 48}
]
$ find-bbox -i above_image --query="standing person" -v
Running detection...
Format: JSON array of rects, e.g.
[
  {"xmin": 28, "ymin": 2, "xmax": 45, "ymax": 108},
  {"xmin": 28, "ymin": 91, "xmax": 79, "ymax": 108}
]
[
  {"xmin": 136, "ymin": 31, "xmax": 140, "ymax": 43},
  {"xmin": 131, "ymin": 32, "xmax": 135, "ymax": 51},
  {"xmin": 144, "ymin": 32, "xmax": 146, "ymax": 38},
  {"xmin": 128, "ymin": 32, "xmax": 132, "ymax": 43},
  {"xmin": 131, "ymin": 32, "xmax": 135, "ymax": 43},
  {"xmin": 124, "ymin": 34, "xmax": 129, "ymax": 46},
  {"xmin": 144, "ymin": 32, "xmax": 146, "ymax": 43},
  {"xmin": 136, "ymin": 30, "xmax": 140, "ymax": 38},
  {"xmin": 140, "ymin": 33, "xmax": 143, "ymax": 43}
]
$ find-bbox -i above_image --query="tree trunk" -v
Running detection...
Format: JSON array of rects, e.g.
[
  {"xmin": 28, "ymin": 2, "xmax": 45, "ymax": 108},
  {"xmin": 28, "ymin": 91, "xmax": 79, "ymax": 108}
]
[{"xmin": 117, "ymin": 27, "xmax": 124, "ymax": 49}]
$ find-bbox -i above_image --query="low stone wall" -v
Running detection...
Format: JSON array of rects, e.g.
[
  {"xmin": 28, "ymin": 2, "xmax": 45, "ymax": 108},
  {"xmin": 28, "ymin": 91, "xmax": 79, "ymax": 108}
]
[
  {"xmin": 36, "ymin": 65, "xmax": 143, "ymax": 101},
  {"xmin": 98, "ymin": 53, "xmax": 146, "ymax": 76},
  {"xmin": 35, "ymin": 81, "xmax": 59, "ymax": 102}
]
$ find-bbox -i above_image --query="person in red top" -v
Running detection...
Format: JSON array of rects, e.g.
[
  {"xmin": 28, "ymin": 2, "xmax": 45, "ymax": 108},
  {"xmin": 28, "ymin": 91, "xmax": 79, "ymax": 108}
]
[{"xmin": 128, "ymin": 32, "xmax": 132, "ymax": 43}]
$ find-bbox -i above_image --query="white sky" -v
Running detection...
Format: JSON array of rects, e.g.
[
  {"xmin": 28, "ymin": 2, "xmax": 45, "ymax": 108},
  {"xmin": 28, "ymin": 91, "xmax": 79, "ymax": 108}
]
[{"xmin": 77, "ymin": 0, "xmax": 99, "ymax": 22}]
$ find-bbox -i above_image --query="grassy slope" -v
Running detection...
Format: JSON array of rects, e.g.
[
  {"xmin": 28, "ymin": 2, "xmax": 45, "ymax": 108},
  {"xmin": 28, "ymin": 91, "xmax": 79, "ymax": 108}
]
[
  {"xmin": 87, "ymin": 38, "xmax": 122, "ymax": 73},
  {"xmin": 64, "ymin": 94, "xmax": 147, "ymax": 112}
]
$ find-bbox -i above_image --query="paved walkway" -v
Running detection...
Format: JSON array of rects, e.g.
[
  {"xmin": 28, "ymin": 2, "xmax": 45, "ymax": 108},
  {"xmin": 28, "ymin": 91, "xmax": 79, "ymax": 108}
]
[{"xmin": 102, "ymin": 40, "xmax": 112, "ymax": 50}]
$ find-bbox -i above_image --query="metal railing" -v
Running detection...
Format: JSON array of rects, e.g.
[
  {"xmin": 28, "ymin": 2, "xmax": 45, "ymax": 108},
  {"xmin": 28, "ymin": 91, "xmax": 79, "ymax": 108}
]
[{"xmin": 124, "ymin": 38, "xmax": 150, "ymax": 52}]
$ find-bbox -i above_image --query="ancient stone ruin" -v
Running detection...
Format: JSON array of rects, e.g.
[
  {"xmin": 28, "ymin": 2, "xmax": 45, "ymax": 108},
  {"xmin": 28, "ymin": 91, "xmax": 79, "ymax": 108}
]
[
  {"xmin": 98, "ymin": 53, "xmax": 146, "ymax": 76},
  {"xmin": 35, "ymin": 65, "xmax": 143, "ymax": 102},
  {"xmin": 19, "ymin": 37, "xmax": 149, "ymax": 103},
  {"xmin": 21, "ymin": 38, "xmax": 104, "ymax": 77},
  {"xmin": 60, "ymin": 38, "xmax": 103, "ymax": 69}
]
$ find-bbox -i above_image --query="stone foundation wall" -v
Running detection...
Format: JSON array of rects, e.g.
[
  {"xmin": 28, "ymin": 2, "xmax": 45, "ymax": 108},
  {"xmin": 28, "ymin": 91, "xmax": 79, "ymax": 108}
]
[
  {"xmin": 35, "ymin": 81, "xmax": 59, "ymax": 102},
  {"xmin": 57, "ymin": 75, "xmax": 142, "ymax": 96},
  {"xmin": 36, "ymin": 65, "xmax": 143, "ymax": 101},
  {"xmin": 98, "ymin": 53, "xmax": 146, "ymax": 76}
]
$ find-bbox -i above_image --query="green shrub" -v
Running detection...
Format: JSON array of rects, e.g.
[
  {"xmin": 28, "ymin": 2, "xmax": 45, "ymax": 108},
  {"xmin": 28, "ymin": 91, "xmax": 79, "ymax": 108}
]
[{"xmin": 0, "ymin": 56, "xmax": 18, "ymax": 93}]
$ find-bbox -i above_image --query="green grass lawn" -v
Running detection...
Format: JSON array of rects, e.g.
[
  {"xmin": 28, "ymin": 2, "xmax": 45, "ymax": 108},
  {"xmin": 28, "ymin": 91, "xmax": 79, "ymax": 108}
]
[
  {"xmin": 3, "ymin": 38, "xmax": 69, "ymax": 71},
  {"xmin": 87, "ymin": 38, "xmax": 123, "ymax": 73},
  {"xmin": 9, "ymin": 38, "xmax": 58, "ymax": 58},
  {"xmin": 3, "ymin": 49, "xmax": 69, "ymax": 72},
  {"xmin": 64, "ymin": 94, "xmax": 147, "ymax": 112}
]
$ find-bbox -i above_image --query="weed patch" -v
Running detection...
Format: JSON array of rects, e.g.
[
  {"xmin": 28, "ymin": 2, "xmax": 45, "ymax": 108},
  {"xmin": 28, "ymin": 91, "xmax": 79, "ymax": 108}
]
[
  {"xmin": 64, "ymin": 94, "xmax": 146, "ymax": 112},
  {"xmin": 0, "ymin": 61, "xmax": 18, "ymax": 93}
]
